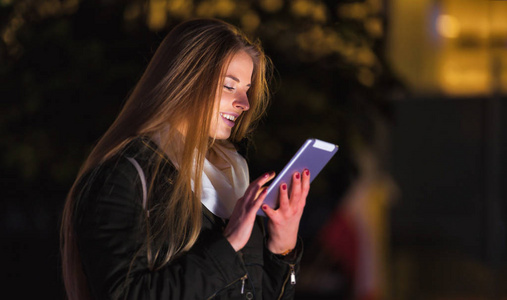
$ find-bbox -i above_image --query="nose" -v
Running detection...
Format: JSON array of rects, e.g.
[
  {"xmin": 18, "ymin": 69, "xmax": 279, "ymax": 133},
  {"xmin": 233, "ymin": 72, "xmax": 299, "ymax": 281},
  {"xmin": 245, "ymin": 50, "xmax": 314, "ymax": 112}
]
[{"xmin": 234, "ymin": 92, "xmax": 250, "ymax": 111}]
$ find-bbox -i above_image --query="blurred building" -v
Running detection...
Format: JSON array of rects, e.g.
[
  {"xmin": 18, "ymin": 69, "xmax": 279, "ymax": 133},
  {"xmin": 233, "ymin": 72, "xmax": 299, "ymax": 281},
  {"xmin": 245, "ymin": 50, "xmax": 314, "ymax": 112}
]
[
  {"xmin": 388, "ymin": 0, "xmax": 507, "ymax": 96},
  {"xmin": 386, "ymin": 0, "xmax": 507, "ymax": 299}
]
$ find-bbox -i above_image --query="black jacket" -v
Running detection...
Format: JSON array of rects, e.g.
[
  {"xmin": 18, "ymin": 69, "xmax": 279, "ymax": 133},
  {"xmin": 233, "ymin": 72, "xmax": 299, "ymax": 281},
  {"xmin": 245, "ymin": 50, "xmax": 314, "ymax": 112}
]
[{"xmin": 74, "ymin": 137, "xmax": 302, "ymax": 299}]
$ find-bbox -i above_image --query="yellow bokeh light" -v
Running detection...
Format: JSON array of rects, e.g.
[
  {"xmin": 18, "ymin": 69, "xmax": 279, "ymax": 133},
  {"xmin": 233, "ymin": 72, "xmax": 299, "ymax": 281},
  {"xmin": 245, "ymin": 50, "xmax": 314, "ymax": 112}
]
[
  {"xmin": 291, "ymin": 0, "xmax": 312, "ymax": 17},
  {"xmin": 338, "ymin": 3, "xmax": 368, "ymax": 20},
  {"xmin": 259, "ymin": 0, "xmax": 283, "ymax": 13},
  {"xmin": 196, "ymin": 0, "xmax": 235, "ymax": 18},
  {"xmin": 440, "ymin": 55, "xmax": 491, "ymax": 96},
  {"xmin": 241, "ymin": 11, "xmax": 260, "ymax": 33},
  {"xmin": 167, "ymin": 0, "xmax": 193, "ymax": 19},
  {"xmin": 148, "ymin": 0, "xmax": 167, "ymax": 31},
  {"xmin": 214, "ymin": 0, "xmax": 236, "ymax": 17},
  {"xmin": 196, "ymin": 2, "xmax": 214, "ymax": 18},
  {"xmin": 355, "ymin": 47, "xmax": 377, "ymax": 67},
  {"xmin": 291, "ymin": 0, "xmax": 328, "ymax": 23},
  {"xmin": 436, "ymin": 14, "xmax": 460, "ymax": 39},
  {"xmin": 366, "ymin": 17, "xmax": 383, "ymax": 38},
  {"xmin": 312, "ymin": 3, "xmax": 327, "ymax": 23},
  {"xmin": 296, "ymin": 26, "xmax": 358, "ymax": 59}
]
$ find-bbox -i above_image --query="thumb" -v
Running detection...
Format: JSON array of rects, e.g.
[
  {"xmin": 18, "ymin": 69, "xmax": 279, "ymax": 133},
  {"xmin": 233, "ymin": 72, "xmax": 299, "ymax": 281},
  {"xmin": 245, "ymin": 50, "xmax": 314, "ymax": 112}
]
[{"xmin": 262, "ymin": 204, "xmax": 277, "ymax": 219}]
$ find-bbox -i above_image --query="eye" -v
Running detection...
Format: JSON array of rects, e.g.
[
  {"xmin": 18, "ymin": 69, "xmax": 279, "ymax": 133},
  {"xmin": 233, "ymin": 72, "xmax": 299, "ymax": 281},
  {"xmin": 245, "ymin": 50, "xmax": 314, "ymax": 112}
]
[{"xmin": 223, "ymin": 85, "xmax": 235, "ymax": 91}]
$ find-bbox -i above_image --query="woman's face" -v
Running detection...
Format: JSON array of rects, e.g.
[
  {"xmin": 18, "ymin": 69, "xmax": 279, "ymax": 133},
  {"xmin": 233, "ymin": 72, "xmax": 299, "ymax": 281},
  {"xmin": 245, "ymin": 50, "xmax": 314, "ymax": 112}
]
[{"xmin": 210, "ymin": 50, "xmax": 253, "ymax": 140}]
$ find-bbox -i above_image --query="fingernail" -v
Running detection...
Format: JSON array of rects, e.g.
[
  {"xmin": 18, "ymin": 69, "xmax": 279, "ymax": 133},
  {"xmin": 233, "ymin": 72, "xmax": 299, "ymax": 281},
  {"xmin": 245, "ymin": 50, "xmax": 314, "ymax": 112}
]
[
  {"xmin": 295, "ymin": 172, "xmax": 300, "ymax": 179},
  {"xmin": 305, "ymin": 169, "xmax": 309, "ymax": 176},
  {"xmin": 262, "ymin": 205, "xmax": 268, "ymax": 210},
  {"xmin": 264, "ymin": 173, "xmax": 269, "ymax": 178},
  {"xmin": 282, "ymin": 184, "xmax": 287, "ymax": 190}
]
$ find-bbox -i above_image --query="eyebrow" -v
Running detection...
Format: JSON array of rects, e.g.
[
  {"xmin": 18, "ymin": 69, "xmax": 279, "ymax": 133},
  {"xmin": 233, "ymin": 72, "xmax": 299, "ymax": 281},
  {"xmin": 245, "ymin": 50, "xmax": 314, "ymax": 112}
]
[{"xmin": 226, "ymin": 75, "xmax": 251, "ymax": 87}]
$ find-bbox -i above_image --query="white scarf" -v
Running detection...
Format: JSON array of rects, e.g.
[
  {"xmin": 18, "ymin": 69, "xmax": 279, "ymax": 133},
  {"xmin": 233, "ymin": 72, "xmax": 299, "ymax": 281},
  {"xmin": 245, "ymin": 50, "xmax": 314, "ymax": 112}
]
[
  {"xmin": 157, "ymin": 132, "xmax": 249, "ymax": 219},
  {"xmin": 201, "ymin": 140, "xmax": 249, "ymax": 218}
]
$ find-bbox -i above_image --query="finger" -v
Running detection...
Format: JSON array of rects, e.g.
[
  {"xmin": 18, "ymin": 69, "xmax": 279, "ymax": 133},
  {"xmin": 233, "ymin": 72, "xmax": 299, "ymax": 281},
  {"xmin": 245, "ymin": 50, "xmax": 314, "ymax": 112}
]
[
  {"xmin": 255, "ymin": 171, "xmax": 276, "ymax": 186},
  {"xmin": 278, "ymin": 182, "xmax": 289, "ymax": 209},
  {"xmin": 247, "ymin": 188, "xmax": 267, "ymax": 216},
  {"xmin": 254, "ymin": 186, "xmax": 268, "ymax": 199},
  {"xmin": 261, "ymin": 203, "xmax": 277, "ymax": 220},
  {"xmin": 290, "ymin": 171, "xmax": 302, "ymax": 203},
  {"xmin": 242, "ymin": 190, "xmax": 267, "ymax": 220},
  {"xmin": 301, "ymin": 169, "xmax": 311, "ymax": 200},
  {"xmin": 245, "ymin": 171, "xmax": 275, "ymax": 199},
  {"xmin": 255, "ymin": 188, "xmax": 268, "ymax": 206}
]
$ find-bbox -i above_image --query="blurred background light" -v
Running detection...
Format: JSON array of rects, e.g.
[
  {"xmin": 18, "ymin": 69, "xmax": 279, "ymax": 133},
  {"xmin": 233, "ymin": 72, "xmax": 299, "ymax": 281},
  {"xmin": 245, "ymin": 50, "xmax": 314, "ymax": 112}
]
[
  {"xmin": 259, "ymin": 0, "xmax": 283, "ymax": 13},
  {"xmin": 388, "ymin": 0, "xmax": 507, "ymax": 97},
  {"xmin": 436, "ymin": 14, "xmax": 460, "ymax": 39},
  {"xmin": 148, "ymin": 0, "xmax": 167, "ymax": 30}
]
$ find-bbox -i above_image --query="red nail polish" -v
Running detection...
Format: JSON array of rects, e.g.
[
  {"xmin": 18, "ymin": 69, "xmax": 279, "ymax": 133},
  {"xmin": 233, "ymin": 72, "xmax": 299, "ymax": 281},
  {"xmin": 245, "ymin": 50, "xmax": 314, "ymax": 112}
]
[
  {"xmin": 305, "ymin": 169, "xmax": 309, "ymax": 176},
  {"xmin": 262, "ymin": 205, "xmax": 268, "ymax": 210},
  {"xmin": 282, "ymin": 184, "xmax": 287, "ymax": 190},
  {"xmin": 295, "ymin": 173, "xmax": 300, "ymax": 179}
]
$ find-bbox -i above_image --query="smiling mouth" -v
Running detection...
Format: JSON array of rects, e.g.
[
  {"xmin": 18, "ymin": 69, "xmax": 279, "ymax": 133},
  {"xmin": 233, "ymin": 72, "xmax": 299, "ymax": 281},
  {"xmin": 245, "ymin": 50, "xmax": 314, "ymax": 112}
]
[{"xmin": 220, "ymin": 113, "xmax": 237, "ymax": 122}]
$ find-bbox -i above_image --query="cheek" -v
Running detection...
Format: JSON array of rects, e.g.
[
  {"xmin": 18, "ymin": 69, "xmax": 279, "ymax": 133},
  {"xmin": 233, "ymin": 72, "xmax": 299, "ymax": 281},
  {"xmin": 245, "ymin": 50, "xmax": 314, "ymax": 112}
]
[
  {"xmin": 220, "ymin": 92, "xmax": 235, "ymax": 107},
  {"xmin": 212, "ymin": 94, "xmax": 223, "ymax": 117}
]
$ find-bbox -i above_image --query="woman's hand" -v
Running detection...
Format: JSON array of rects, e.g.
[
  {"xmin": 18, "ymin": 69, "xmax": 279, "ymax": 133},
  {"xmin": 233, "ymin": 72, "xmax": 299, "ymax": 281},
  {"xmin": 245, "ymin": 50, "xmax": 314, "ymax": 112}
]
[
  {"xmin": 262, "ymin": 169, "xmax": 310, "ymax": 254},
  {"xmin": 224, "ymin": 172, "xmax": 275, "ymax": 252}
]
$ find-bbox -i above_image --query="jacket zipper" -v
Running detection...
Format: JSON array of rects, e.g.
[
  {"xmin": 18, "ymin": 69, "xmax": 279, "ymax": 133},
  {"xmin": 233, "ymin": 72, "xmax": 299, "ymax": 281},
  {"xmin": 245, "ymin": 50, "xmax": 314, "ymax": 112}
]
[
  {"xmin": 290, "ymin": 264, "xmax": 296, "ymax": 285},
  {"xmin": 277, "ymin": 264, "xmax": 296, "ymax": 300},
  {"xmin": 206, "ymin": 274, "xmax": 248, "ymax": 300},
  {"xmin": 240, "ymin": 275, "xmax": 247, "ymax": 294}
]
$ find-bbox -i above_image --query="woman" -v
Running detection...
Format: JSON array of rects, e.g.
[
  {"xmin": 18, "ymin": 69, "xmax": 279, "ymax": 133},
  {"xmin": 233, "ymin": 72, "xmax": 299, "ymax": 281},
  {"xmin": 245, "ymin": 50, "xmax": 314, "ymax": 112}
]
[{"xmin": 61, "ymin": 18, "xmax": 310, "ymax": 299}]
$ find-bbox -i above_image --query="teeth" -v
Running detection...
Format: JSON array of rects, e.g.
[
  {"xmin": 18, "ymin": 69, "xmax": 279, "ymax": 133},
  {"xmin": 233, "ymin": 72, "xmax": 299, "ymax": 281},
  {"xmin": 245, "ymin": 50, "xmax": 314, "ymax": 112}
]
[{"xmin": 220, "ymin": 113, "xmax": 236, "ymax": 121}]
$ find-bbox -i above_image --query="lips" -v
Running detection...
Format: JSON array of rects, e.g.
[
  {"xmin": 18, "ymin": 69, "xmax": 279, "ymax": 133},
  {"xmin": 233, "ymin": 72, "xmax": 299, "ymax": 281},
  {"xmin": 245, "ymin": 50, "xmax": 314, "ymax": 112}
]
[
  {"xmin": 220, "ymin": 113, "xmax": 237, "ymax": 121},
  {"xmin": 220, "ymin": 112, "xmax": 238, "ymax": 127}
]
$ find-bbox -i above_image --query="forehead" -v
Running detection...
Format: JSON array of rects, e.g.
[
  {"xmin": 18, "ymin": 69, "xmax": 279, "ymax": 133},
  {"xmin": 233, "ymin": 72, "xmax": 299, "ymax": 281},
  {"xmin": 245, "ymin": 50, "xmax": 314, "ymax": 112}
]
[{"xmin": 224, "ymin": 51, "xmax": 254, "ymax": 80}]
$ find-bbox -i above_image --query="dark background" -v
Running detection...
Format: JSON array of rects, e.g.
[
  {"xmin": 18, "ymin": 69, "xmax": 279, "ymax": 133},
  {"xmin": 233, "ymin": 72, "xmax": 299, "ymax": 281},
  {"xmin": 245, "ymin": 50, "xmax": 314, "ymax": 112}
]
[{"xmin": 1, "ymin": 0, "xmax": 506, "ymax": 299}]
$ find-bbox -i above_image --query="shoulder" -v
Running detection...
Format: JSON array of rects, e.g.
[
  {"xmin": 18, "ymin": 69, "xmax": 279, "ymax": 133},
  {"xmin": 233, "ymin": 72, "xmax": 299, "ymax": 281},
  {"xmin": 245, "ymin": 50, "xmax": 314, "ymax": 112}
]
[
  {"xmin": 73, "ymin": 137, "xmax": 179, "ymax": 221},
  {"xmin": 123, "ymin": 136, "xmax": 177, "ymax": 177},
  {"xmin": 75, "ymin": 137, "xmax": 170, "ymax": 207},
  {"xmin": 74, "ymin": 153, "xmax": 142, "ymax": 212}
]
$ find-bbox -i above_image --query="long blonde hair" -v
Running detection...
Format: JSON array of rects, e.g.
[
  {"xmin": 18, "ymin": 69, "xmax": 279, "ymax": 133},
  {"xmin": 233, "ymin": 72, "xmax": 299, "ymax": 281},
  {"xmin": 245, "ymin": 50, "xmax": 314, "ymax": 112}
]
[{"xmin": 60, "ymin": 18, "xmax": 271, "ymax": 299}]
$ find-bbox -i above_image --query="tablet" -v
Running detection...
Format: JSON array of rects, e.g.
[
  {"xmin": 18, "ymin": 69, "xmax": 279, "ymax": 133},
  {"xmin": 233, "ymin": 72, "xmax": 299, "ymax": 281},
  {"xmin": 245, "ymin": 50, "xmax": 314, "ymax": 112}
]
[{"xmin": 257, "ymin": 138, "xmax": 339, "ymax": 216}]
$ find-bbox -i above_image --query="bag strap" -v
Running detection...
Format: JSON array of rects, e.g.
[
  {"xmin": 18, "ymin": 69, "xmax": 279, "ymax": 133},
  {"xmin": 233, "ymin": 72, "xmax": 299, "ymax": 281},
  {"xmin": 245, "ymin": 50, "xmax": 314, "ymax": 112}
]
[{"xmin": 126, "ymin": 157, "xmax": 148, "ymax": 214}]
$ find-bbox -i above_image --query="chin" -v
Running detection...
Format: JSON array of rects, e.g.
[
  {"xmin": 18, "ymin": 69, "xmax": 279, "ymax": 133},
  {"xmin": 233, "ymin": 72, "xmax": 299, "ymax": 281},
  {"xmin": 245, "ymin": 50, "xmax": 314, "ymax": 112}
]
[{"xmin": 210, "ymin": 131, "xmax": 231, "ymax": 140}]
